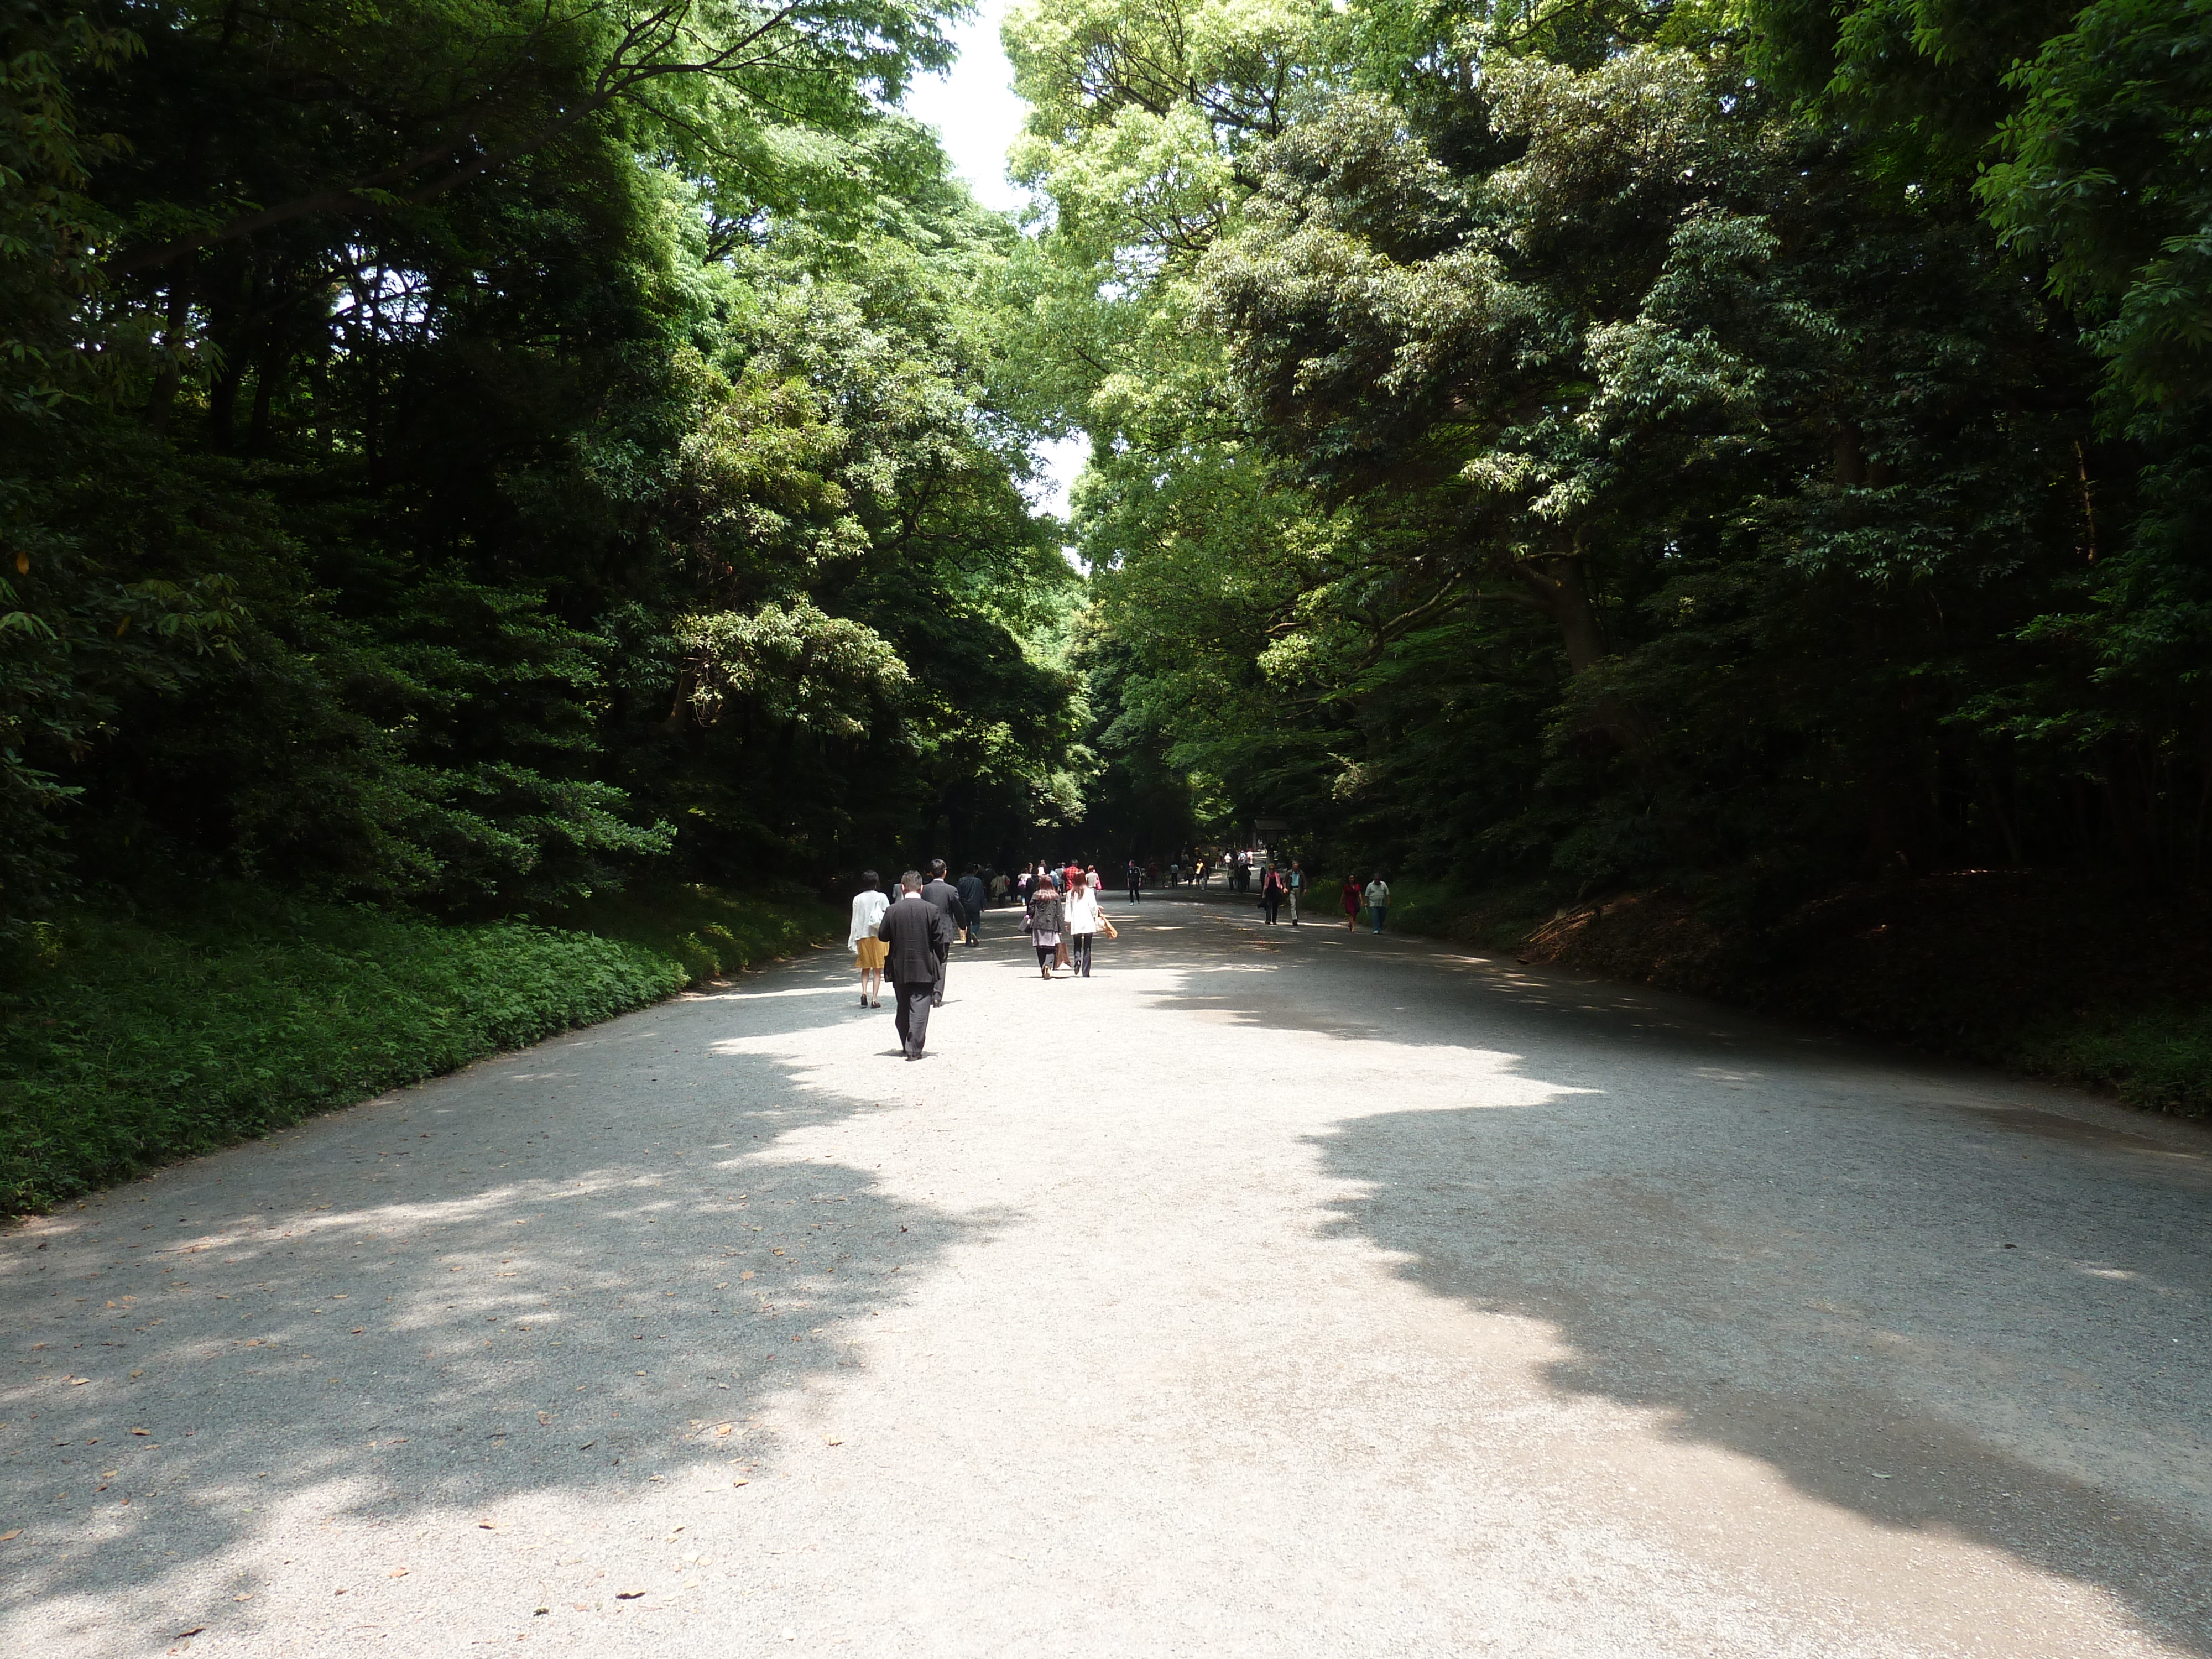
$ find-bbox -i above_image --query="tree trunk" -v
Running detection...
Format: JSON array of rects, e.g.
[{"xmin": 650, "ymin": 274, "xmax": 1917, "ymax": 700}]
[
  {"xmin": 144, "ymin": 272, "xmax": 194, "ymax": 435},
  {"xmin": 1512, "ymin": 541, "xmax": 1662, "ymax": 770}
]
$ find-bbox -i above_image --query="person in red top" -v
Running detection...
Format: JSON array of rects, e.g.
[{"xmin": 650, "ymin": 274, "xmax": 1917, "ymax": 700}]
[
  {"xmin": 1340, "ymin": 875, "xmax": 1362, "ymax": 930},
  {"xmin": 1062, "ymin": 860, "xmax": 1081, "ymax": 893}
]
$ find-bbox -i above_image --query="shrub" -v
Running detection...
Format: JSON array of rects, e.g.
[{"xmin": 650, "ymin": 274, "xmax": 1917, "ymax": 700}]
[{"xmin": 0, "ymin": 883, "xmax": 835, "ymax": 1214}]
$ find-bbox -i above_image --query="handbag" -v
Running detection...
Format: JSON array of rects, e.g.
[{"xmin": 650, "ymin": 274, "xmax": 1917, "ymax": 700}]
[{"xmin": 1100, "ymin": 917, "xmax": 1118, "ymax": 940}]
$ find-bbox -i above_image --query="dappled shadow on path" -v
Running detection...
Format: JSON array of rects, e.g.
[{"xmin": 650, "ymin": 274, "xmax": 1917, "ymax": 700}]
[
  {"xmin": 0, "ymin": 945, "xmax": 987, "ymax": 1652},
  {"xmin": 1314, "ymin": 1094, "xmax": 2212, "ymax": 1652},
  {"xmin": 1176, "ymin": 900, "xmax": 2212, "ymax": 1653}
]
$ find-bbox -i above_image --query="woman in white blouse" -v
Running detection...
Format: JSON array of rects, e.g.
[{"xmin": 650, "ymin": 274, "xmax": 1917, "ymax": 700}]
[
  {"xmin": 848, "ymin": 871, "xmax": 890, "ymax": 1008},
  {"xmin": 1063, "ymin": 870, "xmax": 1104, "ymax": 978}
]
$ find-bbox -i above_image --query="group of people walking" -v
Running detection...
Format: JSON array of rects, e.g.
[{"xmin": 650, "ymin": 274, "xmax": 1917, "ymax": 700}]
[
  {"xmin": 846, "ymin": 858, "xmax": 1125, "ymax": 1060},
  {"xmin": 845, "ymin": 855, "xmax": 1396, "ymax": 1060},
  {"xmin": 1240, "ymin": 863, "xmax": 1390, "ymax": 932}
]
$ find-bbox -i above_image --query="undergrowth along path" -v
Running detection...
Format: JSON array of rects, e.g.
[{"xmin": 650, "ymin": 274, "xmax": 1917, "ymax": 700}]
[{"xmin": 3, "ymin": 890, "xmax": 2207, "ymax": 1656}]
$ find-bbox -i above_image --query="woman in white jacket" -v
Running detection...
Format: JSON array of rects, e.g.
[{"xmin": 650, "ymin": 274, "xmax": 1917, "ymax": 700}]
[
  {"xmin": 848, "ymin": 872, "xmax": 890, "ymax": 1008},
  {"xmin": 1062, "ymin": 870, "xmax": 1105, "ymax": 978}
]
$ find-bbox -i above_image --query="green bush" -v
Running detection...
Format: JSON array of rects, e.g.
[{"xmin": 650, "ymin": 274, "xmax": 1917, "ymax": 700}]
[
  {"xmin": 544, "ymin": 883, "xmax": 838, "ymax": 987},
  {"xmin": 2025, "ymin": 1009, "xmax": 2212, "ymax": 1117},
  {"xmin": 0, "ymin": 884, "xmax": 837, "ymax": 1215}
]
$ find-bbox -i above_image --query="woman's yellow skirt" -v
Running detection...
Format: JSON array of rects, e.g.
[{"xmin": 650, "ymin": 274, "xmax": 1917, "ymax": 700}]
[{"xmin": 854, "ymin": 937, "xmax": 888, "ymax": 971}]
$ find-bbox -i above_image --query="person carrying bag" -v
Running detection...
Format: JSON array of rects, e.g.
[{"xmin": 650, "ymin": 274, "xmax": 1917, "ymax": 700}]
[{"xmin": 1063, "ymin": 870, "xmax": 1107, "ymax": 978}]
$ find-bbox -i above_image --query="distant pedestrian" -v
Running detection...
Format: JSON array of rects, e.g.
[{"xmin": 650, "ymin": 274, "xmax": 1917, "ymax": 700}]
[
  {"xmin": 1126, "ymin": 857, "xmax": 1142, "ymax": 904},
  {"xmin": 1340, "ymin": 875, "xmax": 1361, "ymax": 930},
  {"xmin": 1259, "ymin": 863, "xmax": 1285, "ymax": 925},
  {"xmin": 875, "ymin": 871, "xmax": 956, "ymax": 1059},
  {"xmin": 1026, "ymin": 878, "xmax": 1065, "ymax": 979},
  {"xmin": 1065, "ymin": 870, "xmax": 1105, "ymax": 977},
  {"xmin": 1364, "ymin": 874, "xmax": 1391, "ymax": 933},
  {"xmin": 957, "ymin": 865, "xmax": 988, "ymax": 947},
  {"xmin": 848, "ymin": 871, "xmax": 889, "ymax": 1008},
  {"xmin": 921, "ymin": 859, "xmax": 964, "ymax": 1005},
  {"xmin": 1287, "ymin": 860, "xmax": 1304, "ymax": 925}
]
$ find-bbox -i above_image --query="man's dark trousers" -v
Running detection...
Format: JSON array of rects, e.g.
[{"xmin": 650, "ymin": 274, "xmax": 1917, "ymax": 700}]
[{"xmin": 892, "ymin": 979, "xmax": 933, "ymax": 1057}]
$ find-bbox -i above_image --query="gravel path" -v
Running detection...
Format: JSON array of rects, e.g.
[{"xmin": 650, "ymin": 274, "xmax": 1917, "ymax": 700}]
[{"xmin": 4, "ymin": 890, "xmax": 2210, "ymax": 1657}]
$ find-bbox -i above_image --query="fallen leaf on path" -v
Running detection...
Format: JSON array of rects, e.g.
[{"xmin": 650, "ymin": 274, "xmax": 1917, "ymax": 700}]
[
  {"xmin": 572, "ymin": 1604, "xmax": 589, "ymax": 1612},
  {"xmin": 614, "ymin": 1591, "xmax": 643, "ymax": 1600},
  {"xmin": 388, "ymin": 1568, "xmax": 408, "ymax": 1578},
  {"xmin": 0, "ymin": 1529, "xmax": 21, "ymax": 1541},
  {"xmin": 739, "ymin": 1271, "xmax": 754, "ymax": 1280},
  {"xmin": 824, "ymin": 1438, "xmax": 843, "ymax": 1446},
  {"xmin": 131, "ymin": 1427, "xmax": 149, "ymax": 1436},
  {"xmin": 732, "ymin": 1479, "xmax": 748, "ymax": 1488},
  {"xmin": 176, "ymin": 1628, "xmax": 204, "ymax": 1639},
  {"xmin": 713, "ymin": 1425, "xmax": 732, "ymax": 1437},
  {"xmin": 478, "ymin": 1521, "xmax": 498, "ymax": 1530},
  {"xmin": 537, "ymin": 1413, "xmax": 551, "ymax": 1425},
  {"xmin": 232, "ymin": 1593, "xmax": 252, "ymax": 1601},
  {"xmin": 66, "ymin": 1377, "xmax": 88, "ymax": 1386},
  {"xmin": 352, "ymin": 1328, "xmax": 364, "ymax": 1335}
]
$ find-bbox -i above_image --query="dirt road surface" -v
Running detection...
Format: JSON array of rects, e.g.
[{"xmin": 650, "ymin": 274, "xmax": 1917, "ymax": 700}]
[{"xmin": 4, "ymin": 890, "xmax": 2208, "ymax": 1656}]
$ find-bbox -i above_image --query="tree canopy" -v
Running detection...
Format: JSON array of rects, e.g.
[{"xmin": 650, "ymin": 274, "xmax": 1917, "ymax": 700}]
[
  {"xmin": 2, "ymin": 0, "xmax": 1086, "ymax": 918},
  {"xmin": 6, "ymin": 0, "xmax": 2209, "ymax": 924},
  {"xmin": 1004, "ymin": 0, "xmax": 2212, "ymax": 900}
]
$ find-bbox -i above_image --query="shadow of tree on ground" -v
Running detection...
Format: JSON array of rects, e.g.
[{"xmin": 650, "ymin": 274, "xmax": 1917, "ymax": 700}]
[{"xmin": 0, "ymin": 946, "xmax": 990, "ymax": 1650}]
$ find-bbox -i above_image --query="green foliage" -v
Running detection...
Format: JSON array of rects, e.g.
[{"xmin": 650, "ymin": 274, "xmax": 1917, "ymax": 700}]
[
  {"xmin": 1006, "ymin": 0, "xmax": 2212, "ymax": 922},
  {"xmin": 0, "ymin": 883, "xmax": 833, "ymax": 1215},
  {"xmin": 3, "ymin": 0, "xmax": 1091, "ymax": 925},
  {"xmin": 546, "ymin": 882, "xmax": 840, "ymax": 985},
  {"xmin": 1979, "ymin": 0, "xmax": 2212, "ymax": 409},
  {"xmin": 2027, "ymin": 1009, "xmax": 2212, "ymax": 1117}
]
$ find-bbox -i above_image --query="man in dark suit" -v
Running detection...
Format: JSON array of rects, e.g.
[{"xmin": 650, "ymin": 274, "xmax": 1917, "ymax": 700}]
[
  {"xmin": 956, "ymin": 865, "xmax": 989, "ymax": 948},
  {"xmin": 875, "ymin": 871, "xmax": 956, "ymax": 1060},
  {"xmin": 920, "ymin": 858, "xmax": 964, "ymax": 1005}
]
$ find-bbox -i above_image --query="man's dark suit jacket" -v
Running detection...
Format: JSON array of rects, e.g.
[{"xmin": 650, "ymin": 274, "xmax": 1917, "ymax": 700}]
[
  {"xmin": 876, "ymin": 893, "xmax": 954, "ymax": 983},
  {"xmin": 956, "ymin": 874, "xmax": 988, "ymax": 921},
  {"xmin": 921, "ymin": 877, "xmax": 965, "ymax": 935}
]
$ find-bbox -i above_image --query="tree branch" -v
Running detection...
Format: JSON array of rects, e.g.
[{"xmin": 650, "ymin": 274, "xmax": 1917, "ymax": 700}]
[{"xmin": 108, "ymin": 2, "xmax": 806, "ymax": 275}]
